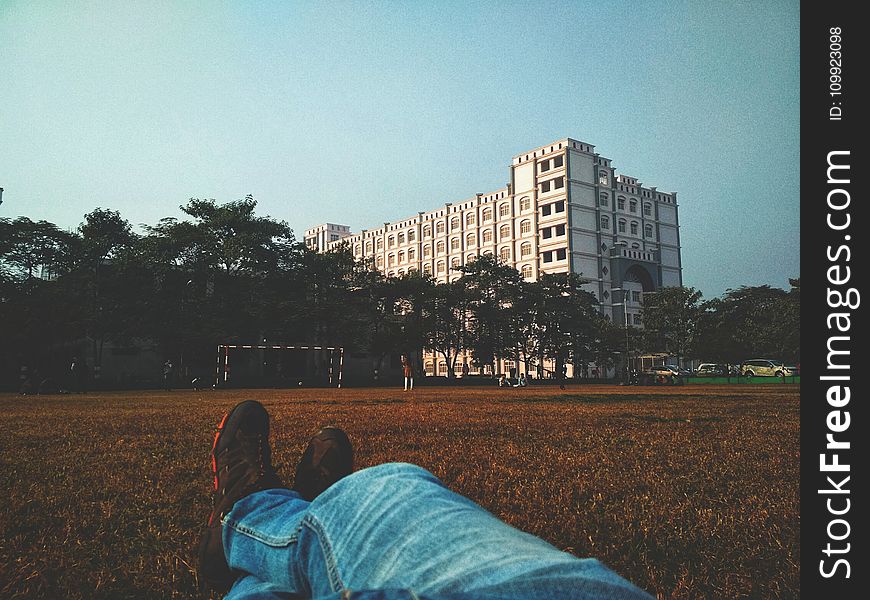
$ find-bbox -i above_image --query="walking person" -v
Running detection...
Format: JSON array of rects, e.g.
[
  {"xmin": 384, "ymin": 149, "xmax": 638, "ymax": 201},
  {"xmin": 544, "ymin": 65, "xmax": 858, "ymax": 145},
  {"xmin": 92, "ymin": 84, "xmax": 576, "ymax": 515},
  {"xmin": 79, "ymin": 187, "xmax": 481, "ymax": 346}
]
[
  {"xmin": 162, "ymin": 359, "xmax": 174, "ymax": 391},
  {"xmin": 197, "ymin": 400, "xmax": 654, "ymax": 599},
  {"xmin": 401, "ymin": 354, "xmax": 413, "ymax": 391}
]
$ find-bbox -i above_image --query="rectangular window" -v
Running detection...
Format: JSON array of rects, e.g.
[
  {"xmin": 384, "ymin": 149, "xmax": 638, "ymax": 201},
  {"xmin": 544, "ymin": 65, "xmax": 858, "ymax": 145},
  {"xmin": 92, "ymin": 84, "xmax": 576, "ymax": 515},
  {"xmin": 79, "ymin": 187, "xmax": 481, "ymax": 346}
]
[
  {"xmin": 554, "ymin": 177, "xmax": 564, "ymax": 189},
  {"xmin": 632, "ymin": 291, "xmax": 641, "ymax": 302},
  {"xmin": 541, "ymin": 180, "xmax": 551, "ymax": 193},
  {"xmin": 553, "ymin": 155, "xmax": 563, "ymax": 168},
  {"xmin": 543, "ymin": 251, "xmax": 553, "ymax": 263},
  {"xmin": 542, "ymin": 228, "xmax": 553, "ymax": 239},
  {"xmin": 541, "ymin": 204, "xmax": 552, "ymax": 217},
  {"xmin": 556, "ymin": 248, "xmax": 567, "ymax": 261},
  {"xmin": 554, "ymin": 201, "xmax": 565, "ymax": 213},
  {"xmin": 555, "ymin": 224, "xmax": 566, "ymax": 236},
  {"xmin": 539, "ymin": 160, "xmax": 550, "ymax": 173}
]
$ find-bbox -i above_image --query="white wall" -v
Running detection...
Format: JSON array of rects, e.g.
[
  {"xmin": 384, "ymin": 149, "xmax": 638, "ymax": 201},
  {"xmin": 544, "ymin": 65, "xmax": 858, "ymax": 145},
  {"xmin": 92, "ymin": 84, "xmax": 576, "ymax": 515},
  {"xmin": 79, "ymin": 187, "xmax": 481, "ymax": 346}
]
[{"xmin": 514, "ymin": 163, "xmax": 534, "ymax": 194}]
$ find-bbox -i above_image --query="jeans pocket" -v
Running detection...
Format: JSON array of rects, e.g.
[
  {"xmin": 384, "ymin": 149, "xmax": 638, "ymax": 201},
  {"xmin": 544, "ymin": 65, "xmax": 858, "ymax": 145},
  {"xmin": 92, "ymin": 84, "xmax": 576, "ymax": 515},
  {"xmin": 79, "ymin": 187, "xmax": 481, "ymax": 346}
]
[{"xmin": 225, "ymin": 518, "xmax": 302, "ymax": 547}]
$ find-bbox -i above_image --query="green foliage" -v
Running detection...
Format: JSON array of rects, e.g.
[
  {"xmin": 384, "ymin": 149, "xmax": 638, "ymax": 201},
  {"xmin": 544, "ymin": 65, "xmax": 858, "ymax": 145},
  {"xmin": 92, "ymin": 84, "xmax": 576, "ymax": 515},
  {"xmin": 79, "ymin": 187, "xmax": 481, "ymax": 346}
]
[
  {"xmin": 0, "ymin": 201, "xmax": 800, "ymax": 383},
  {"xmin": 639, "ymin": 286, "xmax": 704, "ymax": 362}
]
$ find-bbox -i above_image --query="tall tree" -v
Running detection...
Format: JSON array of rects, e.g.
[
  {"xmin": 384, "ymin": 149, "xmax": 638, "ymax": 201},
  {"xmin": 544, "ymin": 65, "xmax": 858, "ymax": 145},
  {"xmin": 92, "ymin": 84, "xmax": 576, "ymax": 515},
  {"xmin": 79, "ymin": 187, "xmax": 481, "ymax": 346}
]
[
  {"xmin": 141, "ymin": 196, "xmax": 298, "ymax": 362},
  {"xmin": 454, "ymin": 254, "xmax": 523, "ymax": 375},
  {"xmin": 424, "ymin": 278, "xmax": 469, "ymax": 377},
  {"xmin": 68, "ymin": 209, "xmax": 140, "ymax": 371},
  {"xmin": 640, "ymin": 286, "xmax": 704, "ymax": 364},
  {"xmin": 533, "ymin": 273, "xmax": 601, "ymax": 378}
]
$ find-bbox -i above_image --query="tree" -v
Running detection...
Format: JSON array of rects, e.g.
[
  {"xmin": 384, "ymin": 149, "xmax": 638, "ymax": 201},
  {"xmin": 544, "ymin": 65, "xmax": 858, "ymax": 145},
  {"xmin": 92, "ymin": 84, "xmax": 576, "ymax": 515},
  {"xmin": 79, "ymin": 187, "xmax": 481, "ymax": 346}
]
[
  {"xmin": 532, "ymin": 273, "xmax": 601, "ymax": 379},
  {"xmin": 141, "ymin": 196, "xmax": 300, "ymax": 367},
  {"xmin": 698, "ymin": 282, "xmax": 800, "ymax": 363},
  {"xmin": 424, "ymin": 279, "xmax": 469, "ymax": 377},
  {"xmin": 454, "ymin": 254, "xmax": 523, "ymax": 375},
  {"xmin": 0, "ymin": 217, "xmax": 80, "ymax": 375},
  {"xmin": 0, "ymin": 217, "xmax": 78, "ymax": 284},
  {"xmin": 640, "ymin": 286, "xmax": 704, "ymax": 364},
  {"xmin": 66, "ymin": 209, "xmax": 140, "ymax": 372}
]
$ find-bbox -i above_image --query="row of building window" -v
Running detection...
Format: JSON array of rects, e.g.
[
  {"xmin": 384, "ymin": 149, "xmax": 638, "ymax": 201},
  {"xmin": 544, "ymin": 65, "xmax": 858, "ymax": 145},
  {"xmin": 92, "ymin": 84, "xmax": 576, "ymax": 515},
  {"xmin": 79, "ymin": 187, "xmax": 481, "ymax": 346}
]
[
  {"xmin": 541, "ymin": 200, "xmax": 565, "ymax": 217},
  {"xmin": 412, "ymin": 258, "xmax": 536, "ymax": 279},
  {"xmin": 541, "ymin": 248, "xmax": 567, "ymax": 263},
  {"xmin": 386, "ymin": 239, "xmax": 571, "ymax": 269},
  {"xmin": 599, "ymin": 216, "xmax": 655, "ymax": 237},
  {"xmin": 541, "ymin": 223, "xmax": 566, "ymax": 239},
  {"xmin": 540, "ymin": 176, "xmax": 564, "ymax": 193},
  {"xmin": 359, "ymin": 219, "xmax": 569, "ymax": 256},
  {"xmin": 539, "ymin": 155, "xmax": 564, "ymax": 173},
  {"xmin": 359, "ymin": 200, "xmax": 541, "ymax": 253},
  {"xmin": 599, "ymin": 193, "xmax": 653, "ymax": 216}
]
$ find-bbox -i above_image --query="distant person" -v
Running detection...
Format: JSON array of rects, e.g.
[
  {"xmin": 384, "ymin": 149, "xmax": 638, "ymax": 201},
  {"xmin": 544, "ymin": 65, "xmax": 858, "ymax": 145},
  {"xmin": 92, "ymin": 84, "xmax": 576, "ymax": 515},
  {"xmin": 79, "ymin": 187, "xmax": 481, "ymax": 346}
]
[
  {"xmin": 558, "ymin": 364, "xmax": 567, "ymax": 390},
  {"xmin": 69, "ymin": 357, "xmax": 86, "ymax": 393},
  {"xmin": 513, "ymin": 373, "xmax": 527, "ymax": 387},
  {"xmin": 461, "ymin": 362, "xmax": 470, "ymax": 378},
  {"xmin": 197, "ymin": 400, "xmax": 654, "ymax": 599},
  {"xmin": 162, "ymin": 359, "xmax": 174, "ymax": 391},
  {"xmin": 401, "ymin": 355, "xmax": 414, "ymax": 391}
]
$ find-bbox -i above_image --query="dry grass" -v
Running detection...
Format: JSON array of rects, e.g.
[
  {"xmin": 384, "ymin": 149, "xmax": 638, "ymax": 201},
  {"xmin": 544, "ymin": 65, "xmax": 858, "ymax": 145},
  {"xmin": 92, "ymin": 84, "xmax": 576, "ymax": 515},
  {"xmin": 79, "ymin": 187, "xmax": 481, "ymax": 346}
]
[{"xmin": 0, "ymin": 384, "xmax": 800, "ymax": 599}]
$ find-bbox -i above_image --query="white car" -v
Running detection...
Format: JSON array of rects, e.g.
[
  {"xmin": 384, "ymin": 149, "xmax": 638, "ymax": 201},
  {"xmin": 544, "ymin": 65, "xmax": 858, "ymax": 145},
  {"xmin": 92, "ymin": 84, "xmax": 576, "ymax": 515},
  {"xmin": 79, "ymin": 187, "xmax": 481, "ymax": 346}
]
[{"xmin": 740, "ymin": 359, "xmax": 795, "ymax": 377}]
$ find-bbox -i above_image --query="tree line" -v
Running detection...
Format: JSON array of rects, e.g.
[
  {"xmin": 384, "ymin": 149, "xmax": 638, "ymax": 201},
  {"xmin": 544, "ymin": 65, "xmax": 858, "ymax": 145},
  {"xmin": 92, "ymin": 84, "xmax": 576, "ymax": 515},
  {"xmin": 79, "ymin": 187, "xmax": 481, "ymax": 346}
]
[{"xmin": 0, "ymin": 198, "xmax": 799, "ymax": 386}]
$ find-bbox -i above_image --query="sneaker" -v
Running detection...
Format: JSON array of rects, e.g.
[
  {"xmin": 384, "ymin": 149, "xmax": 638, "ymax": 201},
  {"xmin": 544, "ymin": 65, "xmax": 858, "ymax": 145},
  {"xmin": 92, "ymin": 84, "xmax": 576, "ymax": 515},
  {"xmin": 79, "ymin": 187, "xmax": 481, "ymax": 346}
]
[
  {"xmin": 292, "ymin": 427, "xmax": 354, "ymax": 502},
  {"xmin": 198, "ymin": 400, "xmax": 285, "ymax": 593}
]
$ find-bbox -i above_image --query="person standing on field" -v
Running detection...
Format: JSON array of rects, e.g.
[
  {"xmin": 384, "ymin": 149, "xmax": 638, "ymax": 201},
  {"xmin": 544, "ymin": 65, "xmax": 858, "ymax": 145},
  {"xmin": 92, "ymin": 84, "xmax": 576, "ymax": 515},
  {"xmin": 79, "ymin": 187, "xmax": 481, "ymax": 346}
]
[
  {"xmin": 401, "ymin": 354, "xmax": 413, "ymax": 391},
  {"xmin": 163, "ymin": 359, "xmax": 174, "ymax": 391}
]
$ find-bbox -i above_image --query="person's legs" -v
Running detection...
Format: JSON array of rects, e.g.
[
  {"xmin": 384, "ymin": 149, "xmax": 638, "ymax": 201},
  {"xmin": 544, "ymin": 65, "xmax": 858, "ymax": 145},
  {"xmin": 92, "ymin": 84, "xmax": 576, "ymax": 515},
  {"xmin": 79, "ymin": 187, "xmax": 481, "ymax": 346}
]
[
  {"xmin": 224, "ymin": 463, "xmax": 653, "ymax": 599},
  {"xmin": 198, "ymin": 402, "xmax": 353, "ymax": 595}
]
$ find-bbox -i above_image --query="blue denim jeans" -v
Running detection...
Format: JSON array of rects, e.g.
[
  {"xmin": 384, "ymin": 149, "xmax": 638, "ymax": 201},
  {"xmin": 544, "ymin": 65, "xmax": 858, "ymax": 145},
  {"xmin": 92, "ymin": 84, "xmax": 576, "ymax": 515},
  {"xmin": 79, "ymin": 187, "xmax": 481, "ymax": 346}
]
[{"xmin": 223, "ymin": 463, "xmax": 653, "ymax": 600}]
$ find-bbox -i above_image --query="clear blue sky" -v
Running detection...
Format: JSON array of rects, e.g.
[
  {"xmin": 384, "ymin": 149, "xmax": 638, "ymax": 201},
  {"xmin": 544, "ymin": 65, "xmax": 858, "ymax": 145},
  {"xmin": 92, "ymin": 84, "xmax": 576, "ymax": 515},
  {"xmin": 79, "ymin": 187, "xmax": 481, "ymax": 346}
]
[{"xmin": 1, "ymin": 1, "xmax": 799, "ymax": 298}]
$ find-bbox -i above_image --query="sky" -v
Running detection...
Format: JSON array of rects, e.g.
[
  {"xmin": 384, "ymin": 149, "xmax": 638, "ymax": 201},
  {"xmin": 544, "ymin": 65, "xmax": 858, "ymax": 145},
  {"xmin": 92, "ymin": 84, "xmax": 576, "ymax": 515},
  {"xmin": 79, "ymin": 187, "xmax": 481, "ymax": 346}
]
[{"xmin": 0, "ymin": 0, "xmax": 800, "ymax": 299}]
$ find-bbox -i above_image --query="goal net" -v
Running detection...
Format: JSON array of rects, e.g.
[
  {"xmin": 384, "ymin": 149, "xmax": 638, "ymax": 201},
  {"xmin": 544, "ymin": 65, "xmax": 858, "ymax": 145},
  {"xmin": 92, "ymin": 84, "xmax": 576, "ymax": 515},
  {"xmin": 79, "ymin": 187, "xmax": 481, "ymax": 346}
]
[{"xmin": 214, "ymin": 344, "xmax": 344, "ymax": 388}]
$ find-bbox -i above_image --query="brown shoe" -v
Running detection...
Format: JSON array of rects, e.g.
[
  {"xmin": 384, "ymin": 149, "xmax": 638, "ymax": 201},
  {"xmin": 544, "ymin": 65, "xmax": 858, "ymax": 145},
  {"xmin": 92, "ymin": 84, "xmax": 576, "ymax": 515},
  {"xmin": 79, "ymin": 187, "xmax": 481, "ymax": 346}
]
[
  {"xmin": 292, "ymin": 427, "xmax": 354, "ymax": 502},
  {"xmin": 197, "ymin": 400, "xmax": 285, "ymax": 593}
]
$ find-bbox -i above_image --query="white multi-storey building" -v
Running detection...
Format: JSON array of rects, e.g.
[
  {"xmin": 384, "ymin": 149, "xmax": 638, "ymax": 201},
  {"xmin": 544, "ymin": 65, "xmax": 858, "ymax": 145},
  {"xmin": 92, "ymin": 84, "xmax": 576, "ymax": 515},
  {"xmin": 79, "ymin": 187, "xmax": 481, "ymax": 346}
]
[
  {"xmin": 303, "ymin": 223, "xmax": 352, "ymax": 252},
  {"xmin": 307, "ymin": 137, "xmax": 682, "ymax": 376}
]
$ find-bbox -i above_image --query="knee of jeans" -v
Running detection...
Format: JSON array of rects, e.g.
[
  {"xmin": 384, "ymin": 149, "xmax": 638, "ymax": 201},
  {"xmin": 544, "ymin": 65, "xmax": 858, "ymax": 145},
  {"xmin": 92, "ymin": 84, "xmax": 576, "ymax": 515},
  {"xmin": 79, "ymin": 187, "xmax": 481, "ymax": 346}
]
[{"xmin": 345, "ymin": 462, "xmax": 440, "ymax": 489}]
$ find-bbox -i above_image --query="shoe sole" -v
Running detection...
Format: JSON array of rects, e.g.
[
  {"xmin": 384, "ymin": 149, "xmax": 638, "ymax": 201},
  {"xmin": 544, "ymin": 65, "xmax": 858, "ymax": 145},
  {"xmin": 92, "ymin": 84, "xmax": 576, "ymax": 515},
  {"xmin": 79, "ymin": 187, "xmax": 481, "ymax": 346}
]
[
  {"xmin": 293, "ymin": 427, "xmax": 353, "ymax": 501},
  {"xmin": 211, "ymin": 400, "xmax": 269, "ymax": 492}
]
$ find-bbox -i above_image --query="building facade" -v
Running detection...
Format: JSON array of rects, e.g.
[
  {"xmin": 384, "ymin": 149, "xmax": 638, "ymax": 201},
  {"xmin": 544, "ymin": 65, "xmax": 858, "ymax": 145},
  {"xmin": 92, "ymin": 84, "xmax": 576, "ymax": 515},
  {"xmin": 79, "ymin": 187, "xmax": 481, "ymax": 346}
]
[
  {"xmin": 308, "ymin": 137, "xmax": 682, "ymax": 376},
  {"xmin": 303, "ymin": 223, "xmax": 352, "ymax": 252}
]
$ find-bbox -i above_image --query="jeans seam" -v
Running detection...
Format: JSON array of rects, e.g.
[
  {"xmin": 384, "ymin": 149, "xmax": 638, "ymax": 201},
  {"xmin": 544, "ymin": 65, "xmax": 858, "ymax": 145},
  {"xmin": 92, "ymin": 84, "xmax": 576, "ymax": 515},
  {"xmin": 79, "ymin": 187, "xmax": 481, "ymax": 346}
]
[
  {"xmin": 302, "ymin": 513, "xmax": 345, "ymax": 593},
  {"xmin": 224, "ymin": 516, "xmax": 300, "ymax": 547}
]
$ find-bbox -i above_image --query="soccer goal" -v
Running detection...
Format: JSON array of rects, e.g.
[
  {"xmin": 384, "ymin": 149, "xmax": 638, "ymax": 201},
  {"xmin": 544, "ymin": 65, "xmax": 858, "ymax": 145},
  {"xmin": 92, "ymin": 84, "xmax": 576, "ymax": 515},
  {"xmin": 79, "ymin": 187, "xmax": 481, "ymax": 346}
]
[{"xmin": 214, "ymin": 344, "xmax": 345, "ymax": 389}]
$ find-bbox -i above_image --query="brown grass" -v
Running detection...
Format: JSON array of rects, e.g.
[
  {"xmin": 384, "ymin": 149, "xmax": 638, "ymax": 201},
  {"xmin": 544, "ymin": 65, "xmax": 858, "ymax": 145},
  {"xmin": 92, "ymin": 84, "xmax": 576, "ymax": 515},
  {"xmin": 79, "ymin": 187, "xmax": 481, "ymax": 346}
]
[{"xmin": 0, "ymin": 384, "xmax": 800, "ymax": 599}]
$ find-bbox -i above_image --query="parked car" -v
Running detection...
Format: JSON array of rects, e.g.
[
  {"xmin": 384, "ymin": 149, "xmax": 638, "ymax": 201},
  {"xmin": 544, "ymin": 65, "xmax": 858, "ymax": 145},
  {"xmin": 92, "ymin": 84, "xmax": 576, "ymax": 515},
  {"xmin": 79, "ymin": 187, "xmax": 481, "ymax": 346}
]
[
  {"xmin": 696, "ymin": 363, "xmax": 728, "ymax": 377},
  {"xmin": 666, "ymin": 364, "xmax": 693, "ymax": 377},
  {"xmin": 740, "ymin": 359, "xmax": 796, "ymax": 377}
]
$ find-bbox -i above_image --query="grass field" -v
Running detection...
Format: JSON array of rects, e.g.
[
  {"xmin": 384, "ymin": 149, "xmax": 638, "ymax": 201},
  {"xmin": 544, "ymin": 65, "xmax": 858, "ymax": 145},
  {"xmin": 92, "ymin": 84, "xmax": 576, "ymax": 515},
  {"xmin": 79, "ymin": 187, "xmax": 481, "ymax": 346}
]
[{"xmin": 0, "ymin": 384, "xmax": 800, "ymax": 599}]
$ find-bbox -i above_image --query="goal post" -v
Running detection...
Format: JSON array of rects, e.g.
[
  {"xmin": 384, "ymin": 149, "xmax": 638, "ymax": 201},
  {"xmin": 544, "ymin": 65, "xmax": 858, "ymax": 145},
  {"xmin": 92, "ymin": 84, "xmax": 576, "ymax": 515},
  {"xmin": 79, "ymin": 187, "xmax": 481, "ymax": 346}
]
[{"xmin": 215, "ymin": 344, "xmax": 344, "ymax": 389}]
